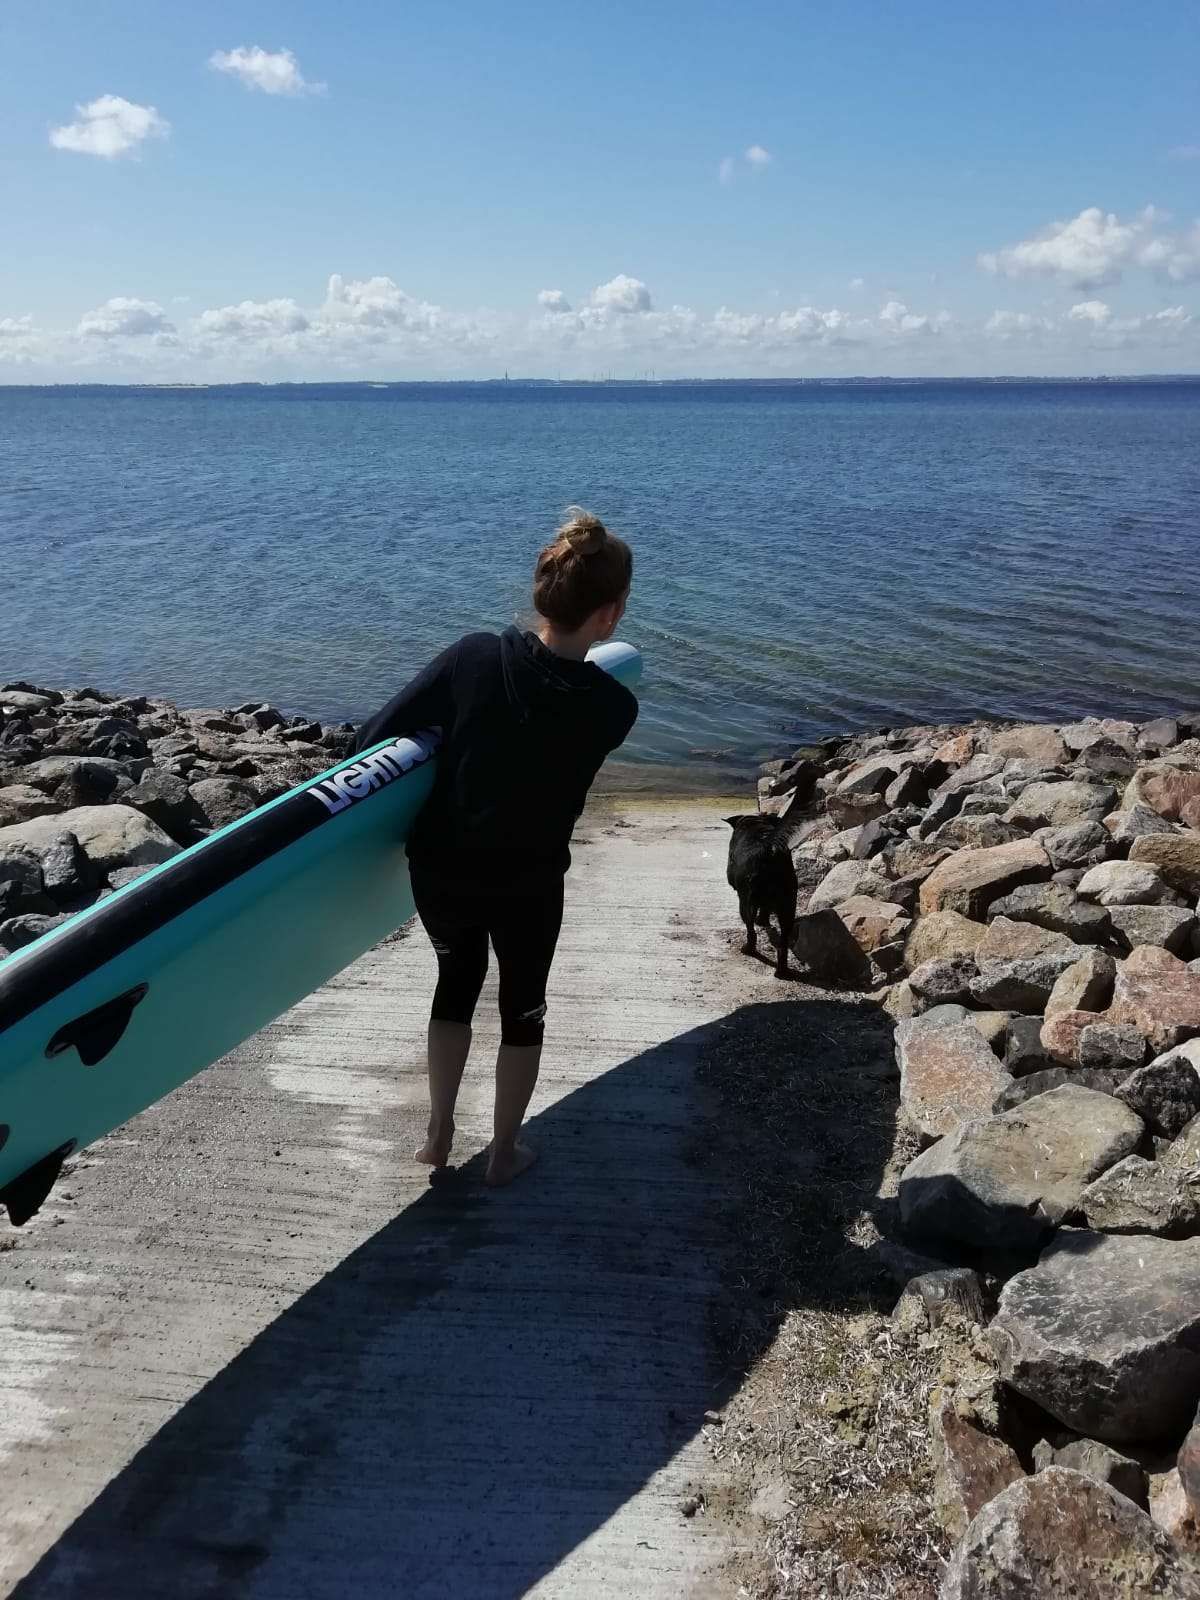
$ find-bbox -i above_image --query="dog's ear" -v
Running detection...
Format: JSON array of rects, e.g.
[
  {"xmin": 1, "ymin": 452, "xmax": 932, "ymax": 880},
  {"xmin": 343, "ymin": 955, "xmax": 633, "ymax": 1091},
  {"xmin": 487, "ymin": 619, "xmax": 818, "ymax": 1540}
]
[{"xmin": 724, "ymin": 814, "xmax": 751, "ymax": 828}]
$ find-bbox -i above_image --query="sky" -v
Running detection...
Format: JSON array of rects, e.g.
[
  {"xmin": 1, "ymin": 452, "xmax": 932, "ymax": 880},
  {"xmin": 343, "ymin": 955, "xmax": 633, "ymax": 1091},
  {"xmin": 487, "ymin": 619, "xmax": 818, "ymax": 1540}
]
[{"xmin": 2, "ymin": 0, "xmax": 1199, "ymax": 380}]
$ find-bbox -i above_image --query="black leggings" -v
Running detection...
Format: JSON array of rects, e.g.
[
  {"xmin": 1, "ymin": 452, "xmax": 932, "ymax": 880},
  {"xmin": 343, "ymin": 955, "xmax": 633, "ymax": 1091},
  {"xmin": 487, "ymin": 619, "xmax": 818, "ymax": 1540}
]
[{"xmin": 411, "ymin": 873, "xmax": 565, "ymax": 1047}]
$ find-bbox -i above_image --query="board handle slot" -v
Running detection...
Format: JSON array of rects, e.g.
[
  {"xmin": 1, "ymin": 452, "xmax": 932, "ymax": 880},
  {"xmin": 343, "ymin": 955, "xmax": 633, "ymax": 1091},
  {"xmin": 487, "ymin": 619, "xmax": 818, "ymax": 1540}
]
[
  {"xmin": 45, "ymin": 983, "xmax": 150, "ymax": 1067},
  {"xmin": 0, "ymin": 1139, "xmax": 76, "ymax": 1226}
]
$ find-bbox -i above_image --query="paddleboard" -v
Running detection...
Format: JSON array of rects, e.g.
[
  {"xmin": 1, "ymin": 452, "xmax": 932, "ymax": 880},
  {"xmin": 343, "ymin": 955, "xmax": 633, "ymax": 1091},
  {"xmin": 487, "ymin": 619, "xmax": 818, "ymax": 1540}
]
[{"xmin": 0, "ymin": 640, "xmax": 641, "ymax": 1224}]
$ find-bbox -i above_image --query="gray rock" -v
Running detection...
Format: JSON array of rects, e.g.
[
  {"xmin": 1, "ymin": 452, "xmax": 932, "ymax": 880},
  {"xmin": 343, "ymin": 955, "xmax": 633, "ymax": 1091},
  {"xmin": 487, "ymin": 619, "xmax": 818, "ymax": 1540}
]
[
  {"xmin": 988, "ymin": 880, "xmax": 1111, "ymax": 945},
  {"xmin": 107, "ymin": 863, "xmax": 156, "ymax": 892},
  {"xmin": 896, "ymin": 1017, "xmax": 1013, "ymax": 1140},
  {"xmin": 1005, "ymin": 1015, "xmax": 1054, "ymax": 1076},
  {"xmin": 1116, "ymin": 1053, "xmax": 1200, "ymax": 1138},
  {"xmin": 188, "ymin": 777, "xmax": 260, "ymax": 832},
  {"xmin": 905, "ymin": 909, "xmax": 988, "ymax": 969},
  {"xmin": 36, "ymin": 830, "xmax": 94, "ymax": 904},
  {"xmin": 909, "ymin": 955, "xmax": 978, "ymax": 1008},
  {"xmin": 1130, "ymin": 833, "xmax": 1200, "ymax": 900},
  {"xmin": 994, "ymin": 1067, "xmax": 1126, "ymax": 1112},
  {"xmin": 988, "ymin": 724, "xmax": 1069, "ymax": 767},
  {"xmin": 898, "ymin": 1086, "xmax": 1144, "ymax": 1253},
  {"xmin": 919, "ymin": 840, "xmax": 1052, "ymax": 920},
  {"xmin": 0, "ymin": 687, "xmax": 52, "ymax": 712},
  {"xmin": 929, "ymin": 1389, "xmax": 1025, "ymax": 1540},
  {"xmin": 1106, "ymin": 903, "xmax": 1197, "ymax": 956},
  {"xmin": 1072, "ymin": 738, "xmax": 1141, "ymax": 780},
  {"xmin": 1163, "ymin": 1108, "xmax": 1200, "ymax": 1173},
  {"xmin": 969, "ymin": 948, "xmax": 1084, "ymax": 1013},
  {"xmin": 1079, "ymin": 1022, "xmax": 1149, "ymax": 1073},
  {"xmin": 1105, "ymin": 803, "xmax": 1179, "ymax": 847},
  {"xmin": 895, "ymin": 1268, "xmax": 987, "ymax": 1328},
  {"xmin": 940, "ymin": 1467, "xmax": 1200, "ymax": 1600},
  {"xmin": 0, "ymin": 911, "xmax": 70, "ymax": 951},
  {"xmin": 1035, "ymin": 1438, "xmax": 1147, "ymax": 1508},
  {"xmin": 932, "ymin": 815, "xmax": 1027, "ymax": 851},
  {"xmin": 128, "ymin": 768, "xmax": 203, "ymax": 842},
  {"xmin": 991, "ymin": 1229, "xmax": 1200, "ymax": 1443},
  {"xmin": 1078, "ymin": 859, "xmax": 1182, "ymax": 907},
  {"xmin": 0, "ymin": 806, "xmax": 179, "ymax": 877},
  {"xmin": 1081, "ymin": 1154, "xmax": 1200, "ymax": 1238},
  {"xmin": 885, "ymin": 839, "xmax": 952, "ymax": 882},
  {"xmin": 22, "ymin": 754, "xmax": 128, "ymax": 797},
  {"xmin": 0, "ymin": 783, "xmax": 61, "ymax": 823},
  {"xmin": 807, "ymin": 858, "xmax": 891, "ymax": 914},
  {"xmin": 0, "ymin": 840, "xmax": 48, "ymax": 915},
  {"xmin": 788, "ymin": 908, "xmax": 872, "ymax": 987},
  {"xmin": 1044, "ymin": 948, "xmax": 1117, "ymax": 1018},
  {"xmin": 1061, "ymin": 717, "xmax": 1139, "ymax": 754},
  {"xmin": 1032, "ymin": 819, "xmax": 1114, "ymax": 869},
  {"xmin": 1138, "ymin": 717, "xmax": 1181, "ymax": 754},
  {"xmin": 1005, "ymin": 779, "xmax": 1118, "ymax": 830}
]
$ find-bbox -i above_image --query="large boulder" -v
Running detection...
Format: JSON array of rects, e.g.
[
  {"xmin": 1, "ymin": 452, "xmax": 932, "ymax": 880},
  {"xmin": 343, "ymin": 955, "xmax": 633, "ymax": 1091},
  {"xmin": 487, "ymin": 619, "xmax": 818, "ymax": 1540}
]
[
  {"xmin": 1078, "ymin": 859, "xmax": 1182, "ymax": 907},
  {"xmin": 0, "ymin": 783, "xmax": 61, "ymax": 824},
  {"xmin": 909, "ymin": 955, "xmax": 978, "ymax": 1008},
  {"xmin": 807, "ymin": 858, "xmax": 891, "ymax": 914},
  {"xmin": 905, "ymin": 909, "xmax": 987, "ymax": 969},
  {"xmin": 1108, "ymin": 903, "xmax": 1197, "ymax": 956},
  {"xmin": 0, "ymin": 806, "xmax": 178, "ymax": 878},
  {"xmin": 1034, "ymin": 819, "xmax": 1114, "ymax": 869},
  {"xmin": 1128, "ymin": 767, "xmax": 1200, "ymax": 825},
  {"xmin": 127, "ymin": 768, "xmax": 204, "ymax": 842},
  {"xmin": 1079, "ymin": 1022, "xmax": 1149, "ymax": 1073},
  {"xmin": 992, "ymin": 1229, "xmax": 1200, "ymax": 1443},
  {"xmin": 940, "ymin": 1468, "xmax": 1200, "ymax": 1599},
  {"xmin": 987, "ymin": 724, "xmax": 1068, "ymax": 767},
  {"xmin": 1130, "ymin": 833, "xmax": 1200, "ymax": 900},
  {"xmin": 920, "ymin": 840, "xmax": 1052, "ymax": 921},
  {"xmin": 1081, "ymin": 1155, "xmax": 1200, "ymax": 1238},
  {"xmin": 896, "ymin": 1017, "xmax": 1013, "ymax": 1141},
  {"xmin": 22, "ymin": 754, "xmax": 129, "ymax": 799},
  {"xmin": 898, "ymin": 1087, "xmax": 1144, "ymax": 1253},
  {"xmin": 933, "ymin": 815, "xmax": 1027, "ymax": 851},
  {"xmin": 1045, "ymin": 948, "xmax": 1117, "ymax": 1018},
  {"xmin": 1005, "ymin": 779, "xmax": 1118, "ymax": 830},
  {"xmin": 970, "ymin": 947, "xmax": 1085, "ymax": 1013},
  {"xmin": 1109, "ymin": 962, "xmax": 1200, "ymax": 1054},
  {"xmin": 994, "ymin": 1066, "xmax": 1126, "ymax": 1112},
  {"xmin": 1062, "ymin": 717, "xmax": 1139, "ymax": 754},
  {"xmin": 833, "ymin": 895, "xmax": 910, "ymax": 957},
  {"xmin": 1116, "ymin": 1052, "xmax": 1200, "ymax": 1138},
  {"xmin": 1031, "ymin": 1438, "xmax": 1148, "ymax": 1507},
  {"xmin": 188, "ymin": 777, "xmax": 260, "ymax": 832},
  {"xmin": 987, "ymin": 879, "xmax": 1111, "ymax": 944},
  {"xmin": 1106, "ymin": 804, "xmax": 1179, "ymax": 847},
  {"xmin": 929, "ymin": 1389, "xmax": 1024, "ymax": 1540},
  {"xmin": 788, "ymin": 908, "xmax": 872, "ymax": 987}
]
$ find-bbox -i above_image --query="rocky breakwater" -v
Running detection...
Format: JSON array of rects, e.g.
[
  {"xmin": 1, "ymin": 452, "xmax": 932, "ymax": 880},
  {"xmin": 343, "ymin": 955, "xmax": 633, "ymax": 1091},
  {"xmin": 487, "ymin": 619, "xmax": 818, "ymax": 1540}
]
[
  {"xmin": 759, "ymin": 709, "xmax": 1200, "ymax": 1595},
  {"xmin": 0, "ymin": 681, "xmax": 356, "ymax": 958}
]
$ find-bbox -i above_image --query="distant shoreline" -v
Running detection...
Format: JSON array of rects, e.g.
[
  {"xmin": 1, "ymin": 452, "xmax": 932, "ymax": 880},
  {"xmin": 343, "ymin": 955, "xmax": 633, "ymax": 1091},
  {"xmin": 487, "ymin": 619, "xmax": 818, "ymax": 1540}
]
[{"xmin": 4, "ymin": 374, "xmax": 1200, "ymax": 393}]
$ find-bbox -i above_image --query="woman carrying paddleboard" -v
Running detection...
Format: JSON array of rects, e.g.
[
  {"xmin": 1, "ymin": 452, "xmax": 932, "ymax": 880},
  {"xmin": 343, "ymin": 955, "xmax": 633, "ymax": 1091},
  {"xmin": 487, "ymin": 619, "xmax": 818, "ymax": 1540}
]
[{"xmin": 354, "ymin": 509, "xmax": 637, "ymax": 1185}]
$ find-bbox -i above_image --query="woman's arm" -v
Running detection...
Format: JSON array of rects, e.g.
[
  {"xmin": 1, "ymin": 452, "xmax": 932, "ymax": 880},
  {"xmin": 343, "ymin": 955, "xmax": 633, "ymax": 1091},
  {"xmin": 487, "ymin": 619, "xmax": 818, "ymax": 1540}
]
[{"xmin": 352, "ymin": 641, "xmax": 460, "ymax": 754}]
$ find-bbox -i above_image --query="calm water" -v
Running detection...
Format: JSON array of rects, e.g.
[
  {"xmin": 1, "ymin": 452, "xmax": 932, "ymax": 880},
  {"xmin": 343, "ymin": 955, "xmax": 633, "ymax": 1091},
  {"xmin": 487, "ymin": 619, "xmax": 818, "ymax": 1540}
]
[{"xmin": 1, "ymin": 382, "xmax": 1198, "ymax": 776}]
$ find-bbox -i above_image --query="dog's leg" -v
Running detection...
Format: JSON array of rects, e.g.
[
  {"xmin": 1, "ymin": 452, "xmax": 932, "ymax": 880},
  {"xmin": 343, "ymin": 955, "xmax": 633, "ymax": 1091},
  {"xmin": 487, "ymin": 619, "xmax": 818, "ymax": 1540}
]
[
  {"xmin": 775, "ymin": 902, "xmax": 795, "ymax": 979},
  {"xmin": 738, "ymin": 894, "xmax": 757, "ymax": 957}
]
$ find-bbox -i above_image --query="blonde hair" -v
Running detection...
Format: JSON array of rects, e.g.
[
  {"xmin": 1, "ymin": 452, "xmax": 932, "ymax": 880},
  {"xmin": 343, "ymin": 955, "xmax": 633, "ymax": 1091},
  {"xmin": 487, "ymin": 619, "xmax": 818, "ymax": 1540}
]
[{"xmin": 533, "ymin": 507, "xmax": 633, "ymax": 631}]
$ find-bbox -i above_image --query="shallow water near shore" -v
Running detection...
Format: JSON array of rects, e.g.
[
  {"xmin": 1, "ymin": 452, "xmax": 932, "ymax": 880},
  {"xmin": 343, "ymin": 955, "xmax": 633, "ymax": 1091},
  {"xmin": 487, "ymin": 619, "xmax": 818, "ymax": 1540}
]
[{"xmin": 2, "ymin": 380, "xmax": 1198, "ymax": 780}]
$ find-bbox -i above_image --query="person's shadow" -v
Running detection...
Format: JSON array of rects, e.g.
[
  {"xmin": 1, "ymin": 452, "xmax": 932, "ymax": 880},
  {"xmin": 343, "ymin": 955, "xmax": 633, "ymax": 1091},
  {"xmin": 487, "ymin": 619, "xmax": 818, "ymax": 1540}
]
[{"xmin": 11, "ymin": 997, "xmax": 896, "ymax": 1600}]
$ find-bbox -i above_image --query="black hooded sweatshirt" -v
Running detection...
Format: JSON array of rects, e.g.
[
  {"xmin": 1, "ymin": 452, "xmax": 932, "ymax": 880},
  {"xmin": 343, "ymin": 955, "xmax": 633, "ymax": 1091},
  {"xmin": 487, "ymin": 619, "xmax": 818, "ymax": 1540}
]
[{"xmin": 353, "ymin": 627, "xmax": 638, "ymax": 891}]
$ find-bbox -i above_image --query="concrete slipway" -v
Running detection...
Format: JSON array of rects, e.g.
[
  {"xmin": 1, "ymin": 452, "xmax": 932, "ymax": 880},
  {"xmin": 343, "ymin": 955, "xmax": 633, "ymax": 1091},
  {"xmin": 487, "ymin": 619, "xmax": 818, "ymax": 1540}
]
[{"xmin": 0, "ymin": 795, "xmax": 773, "ymax": 1599}]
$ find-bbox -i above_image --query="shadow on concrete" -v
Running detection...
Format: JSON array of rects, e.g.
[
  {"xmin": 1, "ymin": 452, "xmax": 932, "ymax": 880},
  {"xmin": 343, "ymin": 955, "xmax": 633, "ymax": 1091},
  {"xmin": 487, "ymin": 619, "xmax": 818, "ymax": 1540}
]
[{"xmin": 11, "ymin": 998, "xmax": 897, "ymax": 1600}]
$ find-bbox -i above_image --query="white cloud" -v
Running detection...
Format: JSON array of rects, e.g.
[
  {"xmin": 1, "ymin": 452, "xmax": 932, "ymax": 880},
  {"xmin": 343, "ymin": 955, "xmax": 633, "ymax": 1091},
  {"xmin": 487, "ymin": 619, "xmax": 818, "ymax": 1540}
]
[
  {"xmin": 717, "ymin": 156, "xmax": 736, "ymax": 185},
  {"xmin": 590, "ymin": 274, "xmax": 652, "ymax": 313},
  {"xmin": 49, "ymin": 95, "xmax": 169, "ymax": 159},
  {"xmin": 848, "ymin": 277, "xmax": 864, "ymax": 290},
  {"xmin": 980, "ymin": 205, "xmax": 1200, "ymax": 289},
  {"xmin": 0, "ymin": 315, "xmax": 34, "ymax": 338},
  {"xmin": 197, "ymin": 299, "xmax": 309, "ymax": 336},
  {"xmin": 209, "ymin": 46, "xmax": 324, "ymax": 96},
  {"xmin": 745, "ymin": 144, "xmax": 771, "ymax": 169},
  {"xmin": 320, "ymin": 273, "xmax": 440, "ymax": 329},
  {"xmin": 718, "ymin": 147, "xmax": 771, "ymax": 183},
  {"xmin": 984, "ymin": 311, "xmax": 1053, "ymax": 338},
  {"xmin": 537, "ymin": 289, "xmax": 571, "ymax": 313},
  {"xmin": 1069, "ymin": 299, "xmax": 1112, "ymax": 325},
  {"xmin": 77, "ymin": 298, "xmax": 174, "ymax": 338}
]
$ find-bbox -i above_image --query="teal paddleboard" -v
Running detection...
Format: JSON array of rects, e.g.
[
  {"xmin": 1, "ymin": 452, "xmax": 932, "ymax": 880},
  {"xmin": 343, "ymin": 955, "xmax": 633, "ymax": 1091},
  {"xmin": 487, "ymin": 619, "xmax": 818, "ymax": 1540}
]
[{"xmin": 0, "ymin": 641, "xmax": 641, "ymax": 1224}]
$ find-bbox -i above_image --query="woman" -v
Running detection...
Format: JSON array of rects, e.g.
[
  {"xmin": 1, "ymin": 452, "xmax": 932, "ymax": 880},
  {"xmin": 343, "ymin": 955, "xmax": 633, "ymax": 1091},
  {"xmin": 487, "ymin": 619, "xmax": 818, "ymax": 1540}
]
[{"xmin": 354, "ymin": 509, "xmax": 637, "ymax": 1185}]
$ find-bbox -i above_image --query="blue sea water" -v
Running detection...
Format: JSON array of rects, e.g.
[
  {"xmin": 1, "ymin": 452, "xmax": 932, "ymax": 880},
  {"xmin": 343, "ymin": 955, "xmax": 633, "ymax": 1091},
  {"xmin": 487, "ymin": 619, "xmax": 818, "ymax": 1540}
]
[{"xmin": 1, "ymin": 381, "xmax": 1197, "ymax": 778}]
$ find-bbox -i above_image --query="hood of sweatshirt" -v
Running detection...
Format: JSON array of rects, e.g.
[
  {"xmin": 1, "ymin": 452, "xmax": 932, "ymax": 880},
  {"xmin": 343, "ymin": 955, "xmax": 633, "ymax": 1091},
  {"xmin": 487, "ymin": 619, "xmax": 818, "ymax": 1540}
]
[{"xmin": 498, "ymin": 626, "xmax": 599, "ymax": 721}]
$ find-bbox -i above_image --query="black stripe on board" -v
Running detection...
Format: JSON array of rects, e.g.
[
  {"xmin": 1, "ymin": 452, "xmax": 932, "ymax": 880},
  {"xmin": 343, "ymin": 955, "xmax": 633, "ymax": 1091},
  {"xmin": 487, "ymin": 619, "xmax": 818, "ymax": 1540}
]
[{"xmin": 0, "ymin": 732, "xmax": 439, "ymax": 1037}]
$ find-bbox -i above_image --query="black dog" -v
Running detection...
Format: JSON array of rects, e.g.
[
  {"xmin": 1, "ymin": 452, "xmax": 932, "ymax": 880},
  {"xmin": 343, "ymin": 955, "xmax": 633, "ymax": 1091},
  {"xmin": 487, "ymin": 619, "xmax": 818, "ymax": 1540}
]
[{"xmin": 724, "ymin": 815, "xmax": 798, "ymax": 979}]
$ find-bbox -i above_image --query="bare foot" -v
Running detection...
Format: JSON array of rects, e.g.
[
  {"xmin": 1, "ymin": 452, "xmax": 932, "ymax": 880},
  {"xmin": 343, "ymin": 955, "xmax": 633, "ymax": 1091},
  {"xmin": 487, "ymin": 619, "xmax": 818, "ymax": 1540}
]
[
  {"xmin": 415, "ymin": 1120, "xmax": 454, "ymax": 1168},
  {"xmin": 484, "ymin": 1138, "xmax": 538, "ymax": 1187}
]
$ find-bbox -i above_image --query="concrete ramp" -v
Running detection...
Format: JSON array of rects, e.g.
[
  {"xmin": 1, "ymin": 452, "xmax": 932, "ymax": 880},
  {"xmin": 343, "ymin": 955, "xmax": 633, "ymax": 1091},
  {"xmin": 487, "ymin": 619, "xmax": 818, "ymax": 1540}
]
[{"xmin": 1, "ymin": 797, "xmax": 761, "ymax": 1599}]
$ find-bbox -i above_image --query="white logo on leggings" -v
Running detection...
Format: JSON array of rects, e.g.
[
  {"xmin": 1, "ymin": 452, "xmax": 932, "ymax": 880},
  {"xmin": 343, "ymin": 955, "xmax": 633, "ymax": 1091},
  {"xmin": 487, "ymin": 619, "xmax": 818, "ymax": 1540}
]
[{"xmin": 307, "ymin": 730, "xmax": 439, "ymax": 817}]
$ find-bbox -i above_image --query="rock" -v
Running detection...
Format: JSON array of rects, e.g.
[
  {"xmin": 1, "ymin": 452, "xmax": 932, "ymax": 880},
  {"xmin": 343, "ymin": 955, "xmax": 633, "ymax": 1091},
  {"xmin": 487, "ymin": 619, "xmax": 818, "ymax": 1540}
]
[
  {"xmin": 1063, "ymin": 717, "xmax": 1139, "ymax": 754},
  {"xmin": 1032, "ymin": 1438, "xmax": 1148, "ymax": 1508},
  {"xmin": 1107, "ymin": 904, "xmax": 1197, "ymax": 956},
  {"xmin": 0, "ymin": 911, "xmax": 70, "ymax": 951},
  {"xmin": 1081, "ymin": 1154, "xmax": 1200, "ymax": 1238},
  {"xmin": 1180, "ymin": 1408, "xmax": 1200, "ymax": 1517},
  {"xmin": 1005, "ymin": 779, "xmax": 1118, "ymax": 830},
  {"xmin": 1078, "ymin": 859, "xmax": 1181, "ymax": 906},
  {"xmin": 807, "ymin": 859, "xmax": 891, "ymax": 914},
  {"xmin": 988, "ymin": 879, "xmax": 1111, "ymax": 944},
  {"xmin": 1163, "ymin": 1109, "xmax": 1200, "ymax": 1173},
  {"xmin": 932, "ymin": 816, "xmax": 1027, "ymax": 851},
  {"xmin": 1041, "ymin": 1008, "xmax": 1097, "ymax": 1065},
  {"xmin": 895, "ymin": 1268, "xmax": 987, "ymax": 1328},
  {"xmin": 882, "ymin": 979, "xmax": 919, "ymax": 1020},
  {"xmin": 1109, "ymin": 963, "xmax": 1200, "ymax": 1053},
  {"xmin": 898, "ymin": 1087, "xmax": 1144, "ymax": 1253},
  {"xmin": 1005, "ymin": 1015, "xmax": 1054, "ymax": 1076},
  {"xmin": 935, "ymin": 731, "xmax": 978, "ymax": 766},
  {"xmin": 0, "ymin": 841, "xmax": 48, "ymax": 916},
  {"xmin": 849, "ymin": 816, "xmax": 895, "ymax": 859},
  {"xmin": 127, "ymin": 769, "xmax": 203, "ymax": 841},
  {"xmin": 0, "ymin": 807, "xmax": 179, "ymax": 878},
  {"xmin": 1125, "ymin": 944, "xmax": 1190, "ymax": 975},
  {"xmin": 0, "ymin": 784, "xmax": 61, "ymax": 823},
  {"xmin": 1106, "ymin": 804, "xmax": 1180, "ymax": 849},
  {"xmin": 1116, "ymin": 1053, "xmax": 1200, "ymax": 1138},
  {"xmin": 281, "ymin": 720, "xmax": 323, "ymax": 744},
  {"xmin": 871, "ymin": 1237, "xmax": 961, "ymax": 1286},
  {"xmin": 971, "ymin": 1010, "xmax": 1010, "ymax": 1054},
  {"xmin": 788, "ymin": 908, "xmax": 872, "ymax": 987},
  {"xmin": 834, "ymin": 895, "xmax": 911, "ymax": 956},
  {"xmin": 1130, "ymin": 834, "xmax": 1200, "ymax": 900},
  {"xmin": 1044, "ymin": 948, "xmax": 1117, "ymax": 1018},
  {"xmin": 929, "ymin": 1389, "xmax": 1025, "ymax": 1540},
  {"xmin": 994, "ymin": 1067, "xmax": 1126, "ymax": 1112},
  {"xmin": 1132, "ymin": 768, "xmax": 1200, "ymax": 825},
  {"xmin": 896, "ymin": 1018, "xmax": 1013, "ymax": 1140},
  {"xmin": 36, "ymin": 830, "xmax": 94, "ymax": 904},
  {"xmin": 992, "ymin": 1230, "xmax": 1200, "ymax": 1443},
  {"xmin": 107, "ymin": 864, "xmax": 156, "ymax": 892},
  {"xmin": 940, "ymin": 1467, "xmax": 1200, "ymax": 1600},
  {"xmin": 1139, "ymin": 717, "xmax": 1181, "ymax": 754},
  {"xmin": 23, "ymin": 754, "xmax": 128, "ymax": 802},
  {"xmin": 988, "ymin": 724, "xmax": 1069, "ymax": 767},
  {"xmin": 976, "ymin": 916, "xmax": 1075, "ymax": 963},
  {"xmin": 1079, "ymin": 1022, "xmax": 1148, "ymax": 1073},
  {"xmin": 919, "ymin": 840, "xmax": 1052, "ymax": 920},
  {"xmin": 970, "ymin": 947, "xmax": 1083, "ymax": 1013},
  {"xmin": 1149, "ymin": 1468, "xmax": 1200, "ymax": 1555},
  {"xmin": 188, "ymin": 777, "xmax": 260, "ymax": 832},
  {"xmin": 886, "ymin": 839, "xmax": 952, "ymax": 881},
  {"xmin": 909, "ymin": 956, "xmax": 978, "ymax": 1008},
  {"xmin": 885, "ymin": 764, "xmax": 934, "ymax": 808},
  {"xmin": 905, "ymin": 909, "xmax": 988, "ymax": 969}
]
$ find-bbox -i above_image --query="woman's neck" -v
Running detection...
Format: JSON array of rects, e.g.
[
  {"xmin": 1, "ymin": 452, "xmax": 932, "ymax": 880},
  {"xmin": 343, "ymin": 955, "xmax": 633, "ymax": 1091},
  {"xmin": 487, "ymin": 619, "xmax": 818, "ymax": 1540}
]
[{"xmin": 537, "ymin": 623, "xmax": 591, "ymax": 661}]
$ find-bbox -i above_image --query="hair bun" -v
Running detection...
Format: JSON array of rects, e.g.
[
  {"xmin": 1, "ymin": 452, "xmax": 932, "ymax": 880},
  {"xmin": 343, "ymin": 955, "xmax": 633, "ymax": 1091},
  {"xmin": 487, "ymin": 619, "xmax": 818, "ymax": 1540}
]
[{"xmin": 557, "ymin": 506, "xmax": 607, "ymax": 557}]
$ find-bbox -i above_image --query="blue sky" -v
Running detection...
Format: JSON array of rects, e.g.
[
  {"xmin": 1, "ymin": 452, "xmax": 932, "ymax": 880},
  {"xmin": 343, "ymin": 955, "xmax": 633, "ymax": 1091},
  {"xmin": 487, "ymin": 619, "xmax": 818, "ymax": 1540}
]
[{"xmin": 3, "ymin": 0, "xmax": 1198, "ymax": 378}]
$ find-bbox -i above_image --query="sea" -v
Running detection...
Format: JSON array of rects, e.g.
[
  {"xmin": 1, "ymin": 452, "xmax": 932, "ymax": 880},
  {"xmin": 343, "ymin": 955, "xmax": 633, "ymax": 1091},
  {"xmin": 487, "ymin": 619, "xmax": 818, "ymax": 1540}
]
[{"xmin": 1, "ymin": 380, "xmax": 1197, "ymax": 782}]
